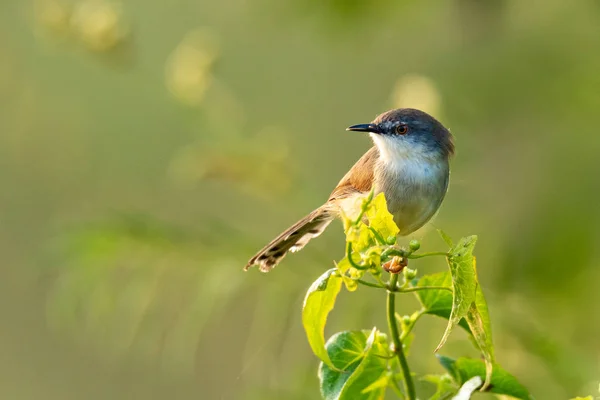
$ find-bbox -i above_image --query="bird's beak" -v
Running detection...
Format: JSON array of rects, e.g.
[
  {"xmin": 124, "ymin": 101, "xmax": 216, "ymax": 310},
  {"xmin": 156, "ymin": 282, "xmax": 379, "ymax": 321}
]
[{"xmin": 346, "ymin": 123, "xmax": 381, "ymax": 134}]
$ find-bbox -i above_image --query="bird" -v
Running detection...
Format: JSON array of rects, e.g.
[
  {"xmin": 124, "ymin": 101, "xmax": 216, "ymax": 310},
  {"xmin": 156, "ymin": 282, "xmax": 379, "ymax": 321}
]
[{"xmin": 245, "ymin": 108, "xmax": 454, "ymax": 273}]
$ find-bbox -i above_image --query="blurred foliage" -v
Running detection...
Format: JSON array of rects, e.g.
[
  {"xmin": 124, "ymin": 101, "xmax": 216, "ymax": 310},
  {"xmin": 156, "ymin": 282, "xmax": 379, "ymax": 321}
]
[
  {"xmin": 46, "ymin": 214, "xmax": 244, "ymax": 373},
  {"xmin": 0, "ymin": 0, "xmax": 599, "ymax": 399},
  {"xmin": 165, "ymin": 28, "xmax": 219, "ymax": 106},
  {"xmin": 35, "ymin": 0, "xmax": 130, "ymax": 52}
]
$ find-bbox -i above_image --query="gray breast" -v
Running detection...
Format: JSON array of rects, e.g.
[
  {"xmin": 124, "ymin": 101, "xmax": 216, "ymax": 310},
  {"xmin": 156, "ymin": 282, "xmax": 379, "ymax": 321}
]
[{"xmin": 374, "ymin": 158, "xmax": 449, "ymax": 235}]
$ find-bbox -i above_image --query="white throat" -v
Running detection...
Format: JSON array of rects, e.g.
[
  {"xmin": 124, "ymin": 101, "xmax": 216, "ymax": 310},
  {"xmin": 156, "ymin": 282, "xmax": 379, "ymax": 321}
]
[{"xmin": 370, "ymin": 133, "xmax": 442, "ymax": 167}]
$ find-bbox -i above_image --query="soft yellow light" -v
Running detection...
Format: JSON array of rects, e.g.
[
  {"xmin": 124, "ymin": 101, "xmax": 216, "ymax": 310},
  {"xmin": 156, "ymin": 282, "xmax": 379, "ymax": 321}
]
[
  {"xmin": 71, "ymin": 0, "xmax": 128, "ymax": 52},
  {"xmin": 35, "ymin": 0, "xmax": 71, "ymax": 36},
  {"xmin": 391, "ymin": 74, "xmax": 441, "ymax": 116},
  {"xmin": 165, "ymin": 28, "xmax": 220, "ymax": 106}
]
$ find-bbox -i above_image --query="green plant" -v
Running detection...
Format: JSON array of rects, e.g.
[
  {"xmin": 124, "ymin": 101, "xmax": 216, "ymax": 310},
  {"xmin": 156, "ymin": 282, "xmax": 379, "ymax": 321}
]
[{"xmin": 301, "ymin": 191, "xmax": 532, "ymax": 400}]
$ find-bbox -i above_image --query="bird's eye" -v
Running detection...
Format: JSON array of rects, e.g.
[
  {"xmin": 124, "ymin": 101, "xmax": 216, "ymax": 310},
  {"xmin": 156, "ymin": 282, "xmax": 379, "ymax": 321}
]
[{"xmin": 395, "ymin": 124, "xmax": 408, "ymax": 135}]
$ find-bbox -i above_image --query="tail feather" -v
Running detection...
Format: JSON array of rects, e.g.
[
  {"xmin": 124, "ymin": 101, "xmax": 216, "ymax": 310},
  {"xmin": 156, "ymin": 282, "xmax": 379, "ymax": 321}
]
[{"xmin": 245, "ymin": 207, "xmax": 334, "ymax": 272}]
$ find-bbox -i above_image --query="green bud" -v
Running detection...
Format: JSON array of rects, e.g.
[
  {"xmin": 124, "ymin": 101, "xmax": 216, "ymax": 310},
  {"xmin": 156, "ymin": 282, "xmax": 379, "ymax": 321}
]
[
  {"xmin": 402, "ymin": 315, "xmax": 412, "ymax": 325},
  {"xmin": 386, "ymin": 235, "xmax": 397, "ymax": 245},
  {"xmin": 403, "ymin": 267, "xmax": 417, "ymax": 280},
  {"xmin": 409, "ymin": 239, "xmax": 420, "ymax": 251}
]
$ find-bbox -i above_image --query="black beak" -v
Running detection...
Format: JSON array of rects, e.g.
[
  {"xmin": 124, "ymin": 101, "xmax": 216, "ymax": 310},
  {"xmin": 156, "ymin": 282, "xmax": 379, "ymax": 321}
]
[{"xmin": 346, "ymin": 123, "xmax": 381, "ymax": 134}]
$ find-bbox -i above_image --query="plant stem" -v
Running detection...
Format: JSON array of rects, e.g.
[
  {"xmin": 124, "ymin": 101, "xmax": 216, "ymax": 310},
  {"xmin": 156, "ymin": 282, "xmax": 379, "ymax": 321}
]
[
  {"xmin": 367, "ymin": 226, "xmax": 387, "ymax": 245},
  {"xmin": 381, "ymin": 248, "xmax": 407, "ymax": 259},
  {"xmin": 346, "ymin": 242, "xmax": 368, "ymax": 270},
  {"xmin": 397, "ymin": 286, "xmax": 453, "ymax": 293},
  {"xmin": 407, "ymin": 251, "xmax": 448, "ymax": 259},
  {"xmin": 354, "ymin": 278, "xmax": 386, "ymax": 289},
  {"xmin": 387, "ymin": 273, "xmax": 416, "ymax": 400}
]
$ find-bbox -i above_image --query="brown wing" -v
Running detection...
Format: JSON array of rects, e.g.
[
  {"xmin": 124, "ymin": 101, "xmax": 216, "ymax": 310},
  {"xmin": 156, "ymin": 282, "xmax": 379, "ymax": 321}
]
[{"xmin": 328, "ymin": 146, "xmax": 379, "ymax": 201}]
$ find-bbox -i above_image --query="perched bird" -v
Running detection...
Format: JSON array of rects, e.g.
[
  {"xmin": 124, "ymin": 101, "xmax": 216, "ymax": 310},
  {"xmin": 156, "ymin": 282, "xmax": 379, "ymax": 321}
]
[{"xmin": 245, "ymin": 108, "xmax": 454, "ymax": 272}]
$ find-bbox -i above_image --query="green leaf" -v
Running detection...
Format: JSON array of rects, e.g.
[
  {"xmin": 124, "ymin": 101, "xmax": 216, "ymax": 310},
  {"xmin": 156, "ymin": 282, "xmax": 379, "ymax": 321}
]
[
  {"xmin": 411, "ymin": 271, "xmax": 470, "ymax": 332},
  {"xmin": 421, "ymin": 374, "xmax": 457, "ymax": 400},
  {"xmin": 303, "ymin": 268, "xmax": 343, "ymax": 369},
  {"xmin": 436, "ymin": 236, "xmax": 478, "ymax": 353},
  {"xmin": 361, "ymin": 371, "xmax": 393, "ymax": 394},
  {"xmin": 465, "ymin": 270, "xmax": 494, "ymax": 388},
  {"xmin": 365, "ymin": 193, "xmax": 399, "ymax": 239},
  {"xmin": 438, "ymin": 229, "xmax": 454, "ymax": 247},
  {"xmin": 437, "ymin": 356, "xmax": 533, "ymax": 400},
  {"xmin": 434, "ymin": 236, "xmax": 495, "ymax": 389},
  {"xmin": 319, "ymin": 328, "xmax": 389, "ymax": 400},
  {"xmin": 414, "ymin": 270, "xmax": 495, "ymax": 391}
]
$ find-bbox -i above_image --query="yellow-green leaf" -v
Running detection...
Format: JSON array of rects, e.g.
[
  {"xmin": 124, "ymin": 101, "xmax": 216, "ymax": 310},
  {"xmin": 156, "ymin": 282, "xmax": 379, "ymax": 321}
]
[
  {"xmin": 365, "ymin": 193, "xmax": 399, "ymax": 239},
  {"xmin": 435, "ymin": 236, "xmax": 495, "ymax": 389},
  {"xmin": 435, "ymin": 236, "xmax": 478, "ymax": 352},
  {"xmin": 414, "ymin": 269, "xmax": 495, "ymax": 389},
  {"xmin": 361, "ymin": 371, "xmax": 393, "ymax": 394},
  {"xmin": 335, "ymin": 257, "xmax": 360, "ymax": 292},
  {"xmin": 345, "ymin": 225, "xmax": 375, "ymax": 253},
  {"xmin": 303, "ymin": 268, "xmax": 343, "ymax": 369},
  {"xmin": 465, "ymin": 268, "xmax": 494, "ymax": 388},
  {"xmin": 438, "ymin": 229, "xmax": 454, "ymax": 247}
]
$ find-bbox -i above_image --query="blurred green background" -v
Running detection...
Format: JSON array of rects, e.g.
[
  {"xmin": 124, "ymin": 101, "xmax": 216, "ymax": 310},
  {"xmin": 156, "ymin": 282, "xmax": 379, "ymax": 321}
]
[{"xmin": 1, "ymin": 0, "xmax": 599, "ymax": 398}]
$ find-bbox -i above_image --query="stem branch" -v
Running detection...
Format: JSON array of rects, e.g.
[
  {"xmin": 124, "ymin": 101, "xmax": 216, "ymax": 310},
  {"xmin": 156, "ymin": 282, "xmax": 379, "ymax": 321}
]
[
  {"xmin": 407, "ymin": 251, "xmax": 448, "ymax": 259},
  {"xmin": 346, "ymin": 242, "xmax": 368, "ymax": 270},
  {"xmin": 398, "ymin": 286, "xmax": 453, "ymax": 293},
  {"xmin": 367, "ymin": 226, "xmax": 387, "ymax": 245},
  {"xmin": 387, "ymin": 273, "xmax": 416, "ymax": 400},
  {"xmin": 398, "ymin": 309, "xmax": 425, "ymax": 341},
  {"xmin": 354, "ymin": 278, "xmax": 386, "ymax": 289}
]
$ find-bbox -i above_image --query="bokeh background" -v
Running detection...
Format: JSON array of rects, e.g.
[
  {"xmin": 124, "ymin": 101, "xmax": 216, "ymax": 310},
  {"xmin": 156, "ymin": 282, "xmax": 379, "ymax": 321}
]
[{"xmin": 1, "ymin": 0, "xmax": 599, "ymax": 398}]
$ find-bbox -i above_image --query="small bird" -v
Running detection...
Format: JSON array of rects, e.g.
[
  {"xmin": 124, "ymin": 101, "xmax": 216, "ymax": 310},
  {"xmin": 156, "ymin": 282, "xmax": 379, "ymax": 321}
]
[{"xmin": 245, "ymin": 108, "xmax": 454, "ymax": 272}]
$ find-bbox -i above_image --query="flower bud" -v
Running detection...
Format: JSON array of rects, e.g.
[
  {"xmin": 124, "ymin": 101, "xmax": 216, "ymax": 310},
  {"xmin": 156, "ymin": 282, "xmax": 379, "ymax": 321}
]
[
  {"xmin": 409, "ymin": 239, "xmax": 420, "ymax": 252},
  {"xmin": 403, "ymin": 267, "xmax": 417, "ymax": 280}
]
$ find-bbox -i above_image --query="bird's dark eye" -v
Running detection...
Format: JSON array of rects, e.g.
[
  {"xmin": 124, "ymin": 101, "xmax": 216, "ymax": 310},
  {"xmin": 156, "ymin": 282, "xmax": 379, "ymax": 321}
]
[{"xmin": 395, "ymin": 124, "xmax": 408, "ymax": 135}]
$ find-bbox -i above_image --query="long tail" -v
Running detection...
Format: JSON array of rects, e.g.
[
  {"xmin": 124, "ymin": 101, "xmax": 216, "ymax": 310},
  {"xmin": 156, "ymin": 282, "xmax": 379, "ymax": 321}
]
[{"xmin": 245, "ymin": 206, "xmax": 334, "ymax": 272}]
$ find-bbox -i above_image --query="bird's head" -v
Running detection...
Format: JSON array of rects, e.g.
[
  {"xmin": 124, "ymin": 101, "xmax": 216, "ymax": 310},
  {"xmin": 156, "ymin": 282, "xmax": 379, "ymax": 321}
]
[{"xmin": 347, "ymin": 108, "xmax": 454, "ymax": 162}]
